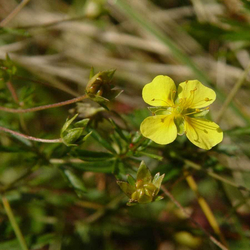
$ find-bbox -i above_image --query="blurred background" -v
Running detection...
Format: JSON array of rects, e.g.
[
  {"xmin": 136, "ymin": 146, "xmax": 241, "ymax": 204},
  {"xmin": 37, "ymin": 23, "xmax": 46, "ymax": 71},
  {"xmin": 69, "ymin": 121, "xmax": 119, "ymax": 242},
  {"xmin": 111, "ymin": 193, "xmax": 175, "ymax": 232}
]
[{"xmin": 0, "ymin": 0, "xmax": 250, "ymax": 249}]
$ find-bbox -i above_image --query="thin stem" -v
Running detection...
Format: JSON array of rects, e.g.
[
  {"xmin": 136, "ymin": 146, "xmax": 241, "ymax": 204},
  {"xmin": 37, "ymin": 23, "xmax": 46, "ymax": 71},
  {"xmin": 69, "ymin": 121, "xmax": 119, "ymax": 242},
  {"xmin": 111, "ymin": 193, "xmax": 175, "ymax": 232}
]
[
  {"xmin": 161, "ymin": 186, "xmax": 228, "ymax": 250},
  {"xmin": 0, "ymin": 94, "xmax": 88, "ymax": 113},
  {"xmin": 16, "ymin": 15, "xmax": 86, "ymax": 29},
  {"xmin": 1, "ymin": 196, "xmax": 29, "ymax": 250},
  {"xmin": 185, "ymin": 172, "xmax": 228, "ymax": 247},
  {"xmin": 184, "ymin": 159, "xmax": 250, "ymax": 193},
  {"xmin": 0, "ymin": 126, "xmax": 62, "ymax": 143},
  {"xmin": 216, "ymin": 61, "xmax": 250, "ymax": 123},
  {"xmin": 0, "ymin": 0, "xmax": 31, "ymax": 27},
  {"xmin": 6, "ymin": 81, "xmax": 19, "ymax": 103}
]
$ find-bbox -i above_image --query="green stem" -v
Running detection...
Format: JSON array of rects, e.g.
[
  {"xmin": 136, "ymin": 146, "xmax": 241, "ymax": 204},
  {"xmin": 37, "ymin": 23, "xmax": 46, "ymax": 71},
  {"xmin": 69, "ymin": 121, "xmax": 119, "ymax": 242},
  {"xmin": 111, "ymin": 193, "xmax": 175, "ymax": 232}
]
[{"xmin": 1, "ymin": 196, "xmax": 29, "ymax": 250}]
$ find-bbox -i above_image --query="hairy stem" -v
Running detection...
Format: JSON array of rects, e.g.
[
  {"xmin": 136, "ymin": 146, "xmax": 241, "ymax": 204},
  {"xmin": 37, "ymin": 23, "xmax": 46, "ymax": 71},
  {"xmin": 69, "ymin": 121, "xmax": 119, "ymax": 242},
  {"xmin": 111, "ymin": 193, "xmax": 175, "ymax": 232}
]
[
  {"xmin": 0, "ymin": 126, "xmax": 62, "ymax": 143},
  {"xmin": 0, "ymin": 94, "xmax": 88, "ymax": 113}
]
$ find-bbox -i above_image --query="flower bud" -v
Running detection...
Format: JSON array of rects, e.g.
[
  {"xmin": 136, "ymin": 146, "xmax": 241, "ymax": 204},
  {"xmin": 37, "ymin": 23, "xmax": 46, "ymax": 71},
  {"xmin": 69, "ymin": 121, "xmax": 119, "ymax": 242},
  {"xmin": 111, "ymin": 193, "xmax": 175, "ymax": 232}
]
[
  {"xmin": 60, "ymin": 114, "xmax": 92, "ymax": 146},
  {"xmin": 117, "ymin": 161, "xmax": 165, "ymax": 206},
  {"xmin": 86, "ymin": 69, "xmax": 123, "ymax": 103}
]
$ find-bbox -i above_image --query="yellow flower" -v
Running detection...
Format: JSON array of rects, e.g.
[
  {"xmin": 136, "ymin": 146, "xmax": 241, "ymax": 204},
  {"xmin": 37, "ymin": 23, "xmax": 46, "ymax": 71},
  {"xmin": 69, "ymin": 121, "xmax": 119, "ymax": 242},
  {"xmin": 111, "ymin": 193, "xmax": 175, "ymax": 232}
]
[{"xmin": 140, "ymin": 75, "xmax": 223, "ymax": 150}]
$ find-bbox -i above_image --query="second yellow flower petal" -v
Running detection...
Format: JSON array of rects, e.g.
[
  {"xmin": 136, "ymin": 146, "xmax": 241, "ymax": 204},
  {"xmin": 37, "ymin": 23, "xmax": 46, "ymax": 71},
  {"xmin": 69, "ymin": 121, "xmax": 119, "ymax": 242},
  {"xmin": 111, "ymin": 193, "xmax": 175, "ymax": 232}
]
[
  {"xmin": 140, "ymin": 115, "xmax": 177, "ymax": 145},
  {"xmin": 184, "ymin": 117, "xmax": 223, "ymax": 150},
  {"xmin": 178, "ymin": 80, "xmax": 216, "ymax": 109}
]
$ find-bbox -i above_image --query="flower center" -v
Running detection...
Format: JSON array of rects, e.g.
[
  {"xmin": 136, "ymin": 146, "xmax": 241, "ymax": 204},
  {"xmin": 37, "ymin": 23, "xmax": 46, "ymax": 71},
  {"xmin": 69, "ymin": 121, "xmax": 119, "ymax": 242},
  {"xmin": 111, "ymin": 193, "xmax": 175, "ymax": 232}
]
[{"xmin": 172, "ymin": 105, "xmax": 184, "ymax": 115}]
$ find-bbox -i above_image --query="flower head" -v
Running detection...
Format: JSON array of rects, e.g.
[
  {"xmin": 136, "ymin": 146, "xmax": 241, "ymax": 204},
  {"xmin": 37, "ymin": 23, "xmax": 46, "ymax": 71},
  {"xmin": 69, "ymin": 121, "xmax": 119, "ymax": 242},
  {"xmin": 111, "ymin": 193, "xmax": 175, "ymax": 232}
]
[
  {"xmin": 117, "ymin": 161, "xmax": 164, "ymax": 206},
  {"xmin": 140, "ymin": 75, "xmax": 223, "ymax": 150}
]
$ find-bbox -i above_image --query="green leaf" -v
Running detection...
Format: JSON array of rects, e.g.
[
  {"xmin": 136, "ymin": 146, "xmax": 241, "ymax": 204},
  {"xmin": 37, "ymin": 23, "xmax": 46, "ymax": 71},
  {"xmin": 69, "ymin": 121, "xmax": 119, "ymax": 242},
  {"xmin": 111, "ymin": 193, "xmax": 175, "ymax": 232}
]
[
  {"xmin": 127, "ymin": 174, "xmax": 136, "ymax": 187},
  {"xmin": 152, "ymin": 173, "xmax": 165, "ymax": 190},
  {"xmin": 154, "ymin": 195, "xmax": 164, "ymax": 202},
  {"xmin": 74, "ymin": 118, "xmax": 90, "ymax": 128},
  {"xmin": 0, "ymin": 27, "xmax": 30, "ymax": 37},
  {"xmin": 70, "ymin": 160, "xmax": 114, "ymax": 173},
  {"xmin": 109, "ymin": 119, "xmax": 128, "ymax": 142},
  {"xmin": 136, "ymin": 151, "xmax": 163, "ymax": 161},
  {"xmin": 89, "ymin": 67, "xmax": 95, "ymax": 79},
  {"xmin": 71, "ymin": 149, "xmax": 114, "ymax": 161},
  {"xmin": 61, "ymin": 114, "xmax": 78, "ymax": 134},
  {"xmin": 62, "ymin": 127, "xmax": 84, "ymax": 146},
  {"xmin": 89, "ymin": 129, "xmax": 116, "ymax": 154},
  {"xmin": 175, "ymin": 116, "xmax": 185, "ymax": 135},
  {"xmin": 192, "ymin": 109, "xmax": 209, "ymax": 117},
  {"xmin": 117, "ymin": 181, "xmax": 135, "ymax": 197},
  {"xmin": 61, "ymin": 167, "xmax": 87, "ymax": 197},
  {"xmin": 136, "ymin": 161, "xmax": 152, "ymax": 183}
]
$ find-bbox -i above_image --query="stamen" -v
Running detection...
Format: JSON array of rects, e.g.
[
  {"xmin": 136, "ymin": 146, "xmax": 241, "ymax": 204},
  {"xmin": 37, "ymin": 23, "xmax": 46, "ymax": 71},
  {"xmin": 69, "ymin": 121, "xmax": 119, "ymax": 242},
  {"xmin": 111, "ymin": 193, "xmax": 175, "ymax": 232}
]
[
  {"xmin": 184, "ymin": 88, "xmax": 197, "ymax": 107},
  {"xmin": 205, "ymin": 97, "xmax": 211, "ymax": 102},
  {"xmin": 184, "ymin": 107, "xmax": 208, "ymax": 116},
  {"xmin": 151, "ymin": 98, "xmax": 172, "ymax": 106},
  {"xmin": 170, "ymin": 90, "xmax": 176, "ymax": 103}
]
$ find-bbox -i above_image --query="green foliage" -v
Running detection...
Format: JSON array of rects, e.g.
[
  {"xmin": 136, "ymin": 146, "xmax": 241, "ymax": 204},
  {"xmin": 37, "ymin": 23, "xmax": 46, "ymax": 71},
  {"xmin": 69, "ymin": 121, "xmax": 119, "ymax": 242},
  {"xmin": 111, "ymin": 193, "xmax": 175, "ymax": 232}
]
[
  {"xmin": 117, "ymin": 161, "xmax": 164, "ymax": 205},
  {"xmin": 61, "ymin": 114, "xmax": 92, "ymax": 146},
  {"xmin": 0, "ymin": 1, "xmax": 250, "ymax": 249}
]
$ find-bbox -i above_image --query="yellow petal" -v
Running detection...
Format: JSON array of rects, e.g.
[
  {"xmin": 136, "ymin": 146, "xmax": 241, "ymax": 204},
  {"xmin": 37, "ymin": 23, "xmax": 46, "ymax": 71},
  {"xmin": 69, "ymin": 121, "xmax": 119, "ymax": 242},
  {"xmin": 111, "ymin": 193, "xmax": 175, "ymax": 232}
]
[
  {"xmin": 178, "ymin": 80, "xmax": 216, "ymax": 109},
  {"xmin": 140, "ymin": 115, "xmax": 177, "ymax": 145},
  {"xmin": 142, "ymin": 75, "xmax": 176, "ymax": 107},
  {"xmin": 184, "ymin": 117, "xmax": 223, "ymax": 150}
]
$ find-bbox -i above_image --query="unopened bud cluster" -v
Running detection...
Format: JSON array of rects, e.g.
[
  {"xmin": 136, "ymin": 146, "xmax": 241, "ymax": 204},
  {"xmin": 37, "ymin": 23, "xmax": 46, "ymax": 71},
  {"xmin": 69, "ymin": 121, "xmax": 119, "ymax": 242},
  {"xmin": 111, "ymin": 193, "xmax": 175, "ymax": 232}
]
[{"xmin": 117, "ymin": 161, "xmax": 165, "ymax": 206}]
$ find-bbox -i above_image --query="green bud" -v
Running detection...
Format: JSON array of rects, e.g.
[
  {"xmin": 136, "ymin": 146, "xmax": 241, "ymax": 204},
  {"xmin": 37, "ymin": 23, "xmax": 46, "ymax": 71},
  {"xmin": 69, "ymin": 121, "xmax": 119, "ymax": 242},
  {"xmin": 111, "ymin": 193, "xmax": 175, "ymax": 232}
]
[
  {"xmin": 117, "ymin": 161, "xmax": 165, "ymax": 206},
  {"xmin": 86, "ymin": 69, "xmax": 123, "ymax": 103},
  {"xmin": 61, "ymin": 114, "xmax": 91, "ymax": 146}
]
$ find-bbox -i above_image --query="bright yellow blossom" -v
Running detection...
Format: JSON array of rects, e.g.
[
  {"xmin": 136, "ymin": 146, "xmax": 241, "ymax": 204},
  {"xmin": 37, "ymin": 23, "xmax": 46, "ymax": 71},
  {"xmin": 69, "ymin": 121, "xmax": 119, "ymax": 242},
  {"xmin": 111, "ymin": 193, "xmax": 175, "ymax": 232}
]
[{"xmin": 140, "ymin": 75, "xmax": 223, "ymax": 150}]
